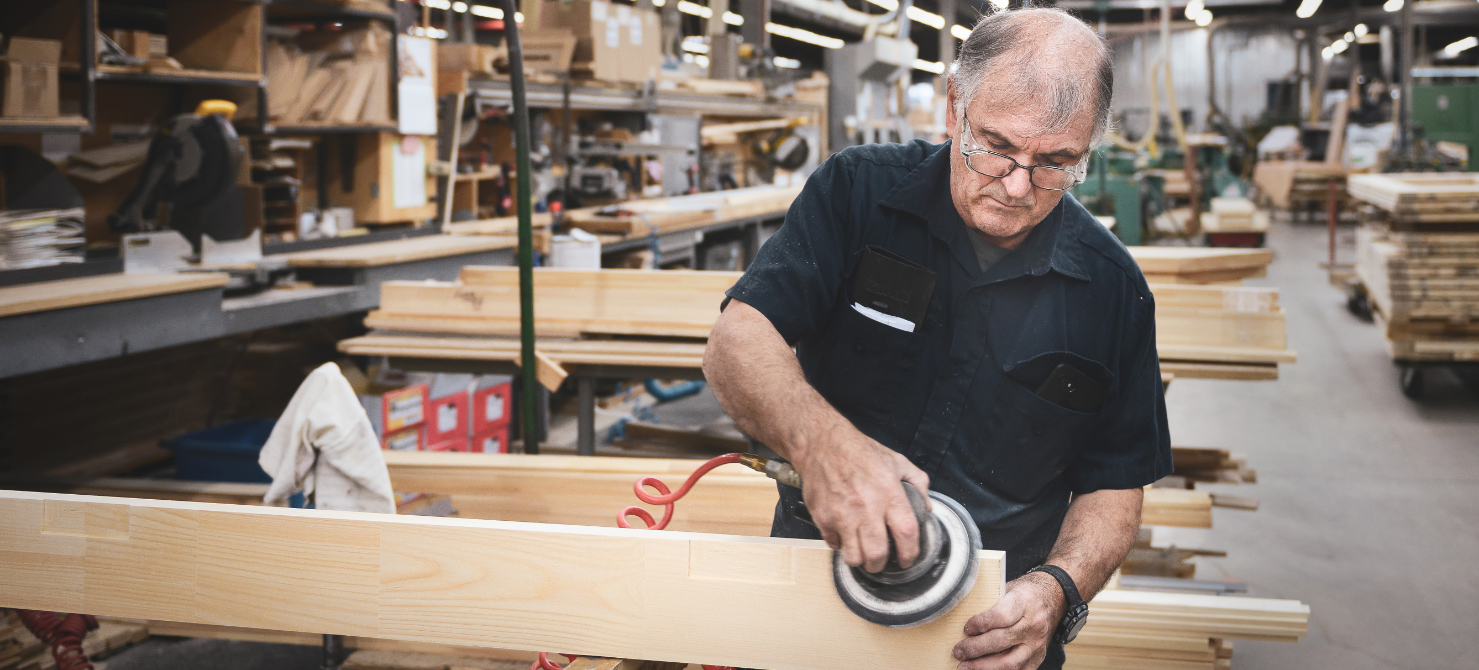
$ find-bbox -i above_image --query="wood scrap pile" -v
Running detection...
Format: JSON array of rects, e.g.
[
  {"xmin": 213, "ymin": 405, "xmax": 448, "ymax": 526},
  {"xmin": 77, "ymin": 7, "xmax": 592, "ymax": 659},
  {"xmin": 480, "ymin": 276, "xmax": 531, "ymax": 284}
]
[
  {"xmin": 1120, "ymin": 528, "xmax": 1228, "ymax": 579},
  {"xmin": 264, "ymin": 23, "xmax": 392, "ymax": 128},
  {"xmin": 1350, "ymin": 174, "xmax": 1479, "ymax": 362},
  {"xmin": 1251, "ymin": 160, "xmax": 1347, "ymax": 211},
  {"xmin": 1164, "ymin": 446, "xmax": 1256, "ymax": 488}
]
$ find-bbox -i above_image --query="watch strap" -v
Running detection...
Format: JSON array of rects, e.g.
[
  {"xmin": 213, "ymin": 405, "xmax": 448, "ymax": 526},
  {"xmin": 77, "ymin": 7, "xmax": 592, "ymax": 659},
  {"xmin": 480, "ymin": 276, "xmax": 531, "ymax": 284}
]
[{"xmin": 1029, "ymin": 564, "xmax": 1085, "ymax": 610}]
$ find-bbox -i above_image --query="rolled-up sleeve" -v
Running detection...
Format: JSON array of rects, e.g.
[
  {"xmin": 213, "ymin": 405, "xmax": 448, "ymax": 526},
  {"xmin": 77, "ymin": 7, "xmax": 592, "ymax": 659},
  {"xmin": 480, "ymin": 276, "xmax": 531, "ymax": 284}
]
[
  {"xmin": 1064, "ymin": 293, "xmax": 1174, "ymax": 493},
  {"xmin": 723, "ymin": 154, "xmax": 856, "ymax": 346}
]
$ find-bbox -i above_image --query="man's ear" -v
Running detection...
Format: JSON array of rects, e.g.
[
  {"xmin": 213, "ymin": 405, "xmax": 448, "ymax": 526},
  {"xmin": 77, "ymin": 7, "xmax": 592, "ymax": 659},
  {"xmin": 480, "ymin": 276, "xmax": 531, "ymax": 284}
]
[{"xmin": 944, "ymin": 78, "xmax": 959, "ymax": 141}]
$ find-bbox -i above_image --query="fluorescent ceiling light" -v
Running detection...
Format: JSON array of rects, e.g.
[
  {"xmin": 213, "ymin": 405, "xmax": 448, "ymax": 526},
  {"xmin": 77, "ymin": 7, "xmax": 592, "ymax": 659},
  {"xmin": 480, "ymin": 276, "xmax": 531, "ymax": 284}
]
[
  {"xmin": 774, "ymin": 56, "xmax": 801, "ymax": 69},
  {"xmin": 451, "ymin": 1, "xmax": 467, "ymax": 12},
  {"xmin": 1321, "ymin": 46, "xmax": 1333, "ymax": 60},
  {"xmin": 1344, "ymin": 31, "xmax": 1355, "ymax": 42},
  {"xmin": 1354, "ymin": 23, "xmax": 1368, "ymax": 37},
  {"xmin": 1184, "ymin": 0, "xmax": 1203, "ymax": 20},
  {"xmin": 907, "ymin": 7, "xmax": 945, "ymax": 28},
  {"xmin": 653, "ymin": 0, "xmax": 666, "ymax": 5},
  {"xmin": 696, "ymin": 54, "xmax": 710, "ymax": 68},
  {"xmin": 723, "ymin": 11, "xmax": 744, "ymax": 25},
  {"xmin": 989, "ymin": 0, "xmax": 1008, "ymax": 8},
  {"xmin": 913, "ymin": 59, "xmax": 945, "ymax": 74},
  {"xmin": 951, "ymin": 24, "xmax": 972, "ymax": 41},
  {"xmin": 425, "ymin": 0, "xmax": 451, "ymax": 9},
  {"xmin": 1295, "ymin": 0, "xmax": 1321, "ymax": 19},
  {"xmin": 1331, "ymin": 38, "xmax": 1348, "ymax": 54},
  {"xmin": 678, "ymin": 1, "xmax": 713, "ymax": 19},
  {"xmin": 766, "ymin": 22, "xmax": 845, "ymax": 49},
  {"xmin": 1445, "ymin": 36, "xmax": 1478, "ymax": 55},
  {"xmin": 471, "ymin": 4, "xmax": 500, "ymax": 18},
  {"xmin": 1383, "ymin": 0, "xmax": 1402, "ymax": 11},
  {"xmin": 1194, "ymin": 9, "xmax": 1211, "ymax": 25}
]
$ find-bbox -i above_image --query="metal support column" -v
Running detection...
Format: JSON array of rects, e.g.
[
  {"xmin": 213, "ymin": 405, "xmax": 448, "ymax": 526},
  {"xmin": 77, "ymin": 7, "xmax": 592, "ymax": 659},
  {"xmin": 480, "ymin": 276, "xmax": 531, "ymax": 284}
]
[
  {"xmin": 738, "ymin": 0, "xmax": 768, "ymax": 48},
  {"xmin": 503, "ymin": 0, "xmax": 541, "ymax": 454},
  {"xmin": 577, "ymin": 377, "xmax": 596, "ymax": 456}
]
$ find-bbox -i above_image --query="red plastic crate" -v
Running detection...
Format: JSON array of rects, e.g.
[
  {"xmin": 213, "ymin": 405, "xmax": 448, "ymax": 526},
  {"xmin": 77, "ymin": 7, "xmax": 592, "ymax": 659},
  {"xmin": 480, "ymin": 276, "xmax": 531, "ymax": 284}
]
[
  {"xmin": 382, "ymin": 424, "xmax": 424, "ymax": 451},
  {"xmin": 427, "ymin": 436, "xmax": 470, "ymax": 452}
]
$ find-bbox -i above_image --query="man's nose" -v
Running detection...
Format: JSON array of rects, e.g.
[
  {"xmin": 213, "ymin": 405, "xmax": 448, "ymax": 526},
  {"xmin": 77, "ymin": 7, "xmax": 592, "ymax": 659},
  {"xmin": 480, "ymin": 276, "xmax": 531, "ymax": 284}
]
[{"xmin": 1001, "ymin": 165, "xmax": 1034, "ymax": 199}]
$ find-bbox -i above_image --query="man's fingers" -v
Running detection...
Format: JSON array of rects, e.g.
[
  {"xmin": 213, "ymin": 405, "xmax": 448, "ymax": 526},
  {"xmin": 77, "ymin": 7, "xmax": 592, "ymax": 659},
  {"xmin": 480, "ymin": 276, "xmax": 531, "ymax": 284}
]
[
  {"xmin": 893, "ymin": 453, "xmax": 932, "ymax": 510},
  {"xmin": 858, "ymin": 514, "xmax": 891, "ymax": 573},
  {"xmin": 958, "ymin": 643, "xmax": 1034, "ymax": 670},
  {"xmin": 965, "ymin": 597, "xmax": 1024, "ymax": 637},
  {"xmin": 951, "ymin": 626, "xmax": 1022, "ymax": 662},
  {"xmin": 885, "ymin": 492, "xmax": 921, "ymax": 567}
]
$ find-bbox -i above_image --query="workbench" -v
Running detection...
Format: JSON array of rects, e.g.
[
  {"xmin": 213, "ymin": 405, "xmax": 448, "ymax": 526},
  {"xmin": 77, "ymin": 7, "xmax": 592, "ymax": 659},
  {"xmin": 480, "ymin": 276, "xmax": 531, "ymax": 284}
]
[{"xmin": 0, "ymin": 235, "xmax": 514, "ymax": 379}]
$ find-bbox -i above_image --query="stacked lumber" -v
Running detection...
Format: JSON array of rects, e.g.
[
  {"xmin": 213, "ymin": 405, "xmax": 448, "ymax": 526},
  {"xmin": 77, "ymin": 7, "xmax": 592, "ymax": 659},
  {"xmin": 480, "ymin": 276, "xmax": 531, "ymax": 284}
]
[
  {"xmin": 1349, "ymin": 177, "xmax": 1479, "ymax": 361},
  {"xmin": 1120, "ymin": 528, "xmax": 1226, "ymax": 579},
  {"xmin": 1164, "ymin": 446, "xmax": 1256, "ymax": 488},
  {"xmin": 264, "ymin": 23, "xmax": 392, "ymax": 128},
  {"xmin": 448, "ymin": 185, "xmax": 802, "ymax": 238},
  {"xmin": 367, "ymin": 267, "xmax": 738, "ymax": 338},
  {"xmin": 1251, "ymin": 160, "xmax": 1347, "ymax": 211},
  {"xmin": 1151, "ymin": 284, "xmax": 1295, "ymax": 380},
  {"xmin": 1129, "ymin": 247, "xmax": 1272, "ymax": 284},
  {"xmin": 1348, "ymin": 173, "xmax": 1479, "ymax": 228},
  {"xmin": 1201, "ymin": 197, "xmax": 1269, "ymax": 234}
]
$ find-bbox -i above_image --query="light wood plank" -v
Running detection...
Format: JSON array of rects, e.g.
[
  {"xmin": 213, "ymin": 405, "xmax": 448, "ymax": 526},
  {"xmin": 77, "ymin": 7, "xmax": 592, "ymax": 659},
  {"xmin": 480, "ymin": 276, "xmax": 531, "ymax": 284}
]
[
  {"xmin": 1128, "ymin": 248, "xmax": 1273, "ymax": 275},
  {"xmin": 0, "ymin": 490, "xmax": 1003, "ymax": 670},
  {"xmin": 281, "ymin": 236, "xmax": 514, "ymax": 268},
  {"xmin": 0, "ymin": 272, "xmax": 230, "ymax": 318}
]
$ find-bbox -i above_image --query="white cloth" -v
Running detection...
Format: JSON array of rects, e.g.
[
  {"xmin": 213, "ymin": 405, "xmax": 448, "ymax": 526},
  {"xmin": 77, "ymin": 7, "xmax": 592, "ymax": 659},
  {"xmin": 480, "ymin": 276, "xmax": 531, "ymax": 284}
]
[{"xmin": 259, "ymin": 362, "xmax": 397, "ymax": 514}]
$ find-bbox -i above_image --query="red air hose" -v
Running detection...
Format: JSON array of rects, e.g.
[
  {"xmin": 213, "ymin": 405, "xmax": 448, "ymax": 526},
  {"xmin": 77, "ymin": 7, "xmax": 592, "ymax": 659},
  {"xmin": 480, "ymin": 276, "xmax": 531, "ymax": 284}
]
[
  {"xmin": 533, "ymin": 453, "xmax": 752, "ymax": 670},
  {"xmin": 15, "ymin": 610, "xmax": 99, "ymax": 670}
]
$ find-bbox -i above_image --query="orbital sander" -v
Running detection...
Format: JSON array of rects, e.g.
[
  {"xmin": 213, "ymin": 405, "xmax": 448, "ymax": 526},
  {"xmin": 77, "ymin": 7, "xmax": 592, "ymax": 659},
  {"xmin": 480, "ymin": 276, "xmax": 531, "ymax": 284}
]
[{"xmin": 736, "ymin": 454, "xmax": 983, "ymax": 628}]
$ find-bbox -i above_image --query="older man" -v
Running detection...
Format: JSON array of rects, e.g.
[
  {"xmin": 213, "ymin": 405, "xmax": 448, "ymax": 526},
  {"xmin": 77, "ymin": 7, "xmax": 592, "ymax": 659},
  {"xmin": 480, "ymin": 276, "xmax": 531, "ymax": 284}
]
[{"xmin": 703, "ymin": 8, "xmax": 1171, "ymax": 670}]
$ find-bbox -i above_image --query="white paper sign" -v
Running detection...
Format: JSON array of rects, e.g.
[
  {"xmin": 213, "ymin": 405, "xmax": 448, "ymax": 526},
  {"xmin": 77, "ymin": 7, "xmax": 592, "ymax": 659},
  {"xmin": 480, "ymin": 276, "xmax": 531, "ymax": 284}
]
[
  {"xmin": 629, "ymin": 13, "xmax": 643, "ymax": 45},
  {"xmin": 592, "ymin": 0, "xmax": 608, "ymax": 20},
  {"xmin": 397, "ymin": 36, "xmax": 437, "ymax": 135},
  {"xmin": 605, "ymin": 17, "xmax": 621, "ymax": 47},
  {"xmin": 393, "ymin": 136, "xmax": 428, "ymax": 209}
]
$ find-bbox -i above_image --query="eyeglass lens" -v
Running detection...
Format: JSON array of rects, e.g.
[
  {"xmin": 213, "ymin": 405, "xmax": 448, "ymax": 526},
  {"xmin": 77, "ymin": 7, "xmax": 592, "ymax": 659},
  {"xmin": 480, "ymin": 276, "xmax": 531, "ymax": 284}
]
[{"xmin": 965, "ymin": 152, "xmax": 1077, "ymax": 190}]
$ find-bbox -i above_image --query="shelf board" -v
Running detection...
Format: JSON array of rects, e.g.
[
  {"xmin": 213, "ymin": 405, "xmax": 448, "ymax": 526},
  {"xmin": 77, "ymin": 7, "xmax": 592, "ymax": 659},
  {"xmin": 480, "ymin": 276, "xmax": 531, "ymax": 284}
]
[
  {"xmin": 466, "ymin": 78, "xmax": 821, "ymax": 118},
  {"xmin": 259, "ymin": 123, "xmax": 398, "ymax": 135},
  {"xmin": 95, "ymin": 65, "xmax": 266, "ymax": 87},
  {"xmin": 0, "ymin": 116, "xmax": 92, "ymax": 134},
  {"xmin": 265, "ymin": 0, "xmax": 395, "ymax": 20}
]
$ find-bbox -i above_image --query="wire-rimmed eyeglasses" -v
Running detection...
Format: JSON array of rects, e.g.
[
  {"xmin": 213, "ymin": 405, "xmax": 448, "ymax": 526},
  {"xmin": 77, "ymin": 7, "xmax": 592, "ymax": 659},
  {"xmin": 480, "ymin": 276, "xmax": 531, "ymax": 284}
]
[{"xmin": 958, "ymin": 114, "xmax": 1087, "ymax": 192}]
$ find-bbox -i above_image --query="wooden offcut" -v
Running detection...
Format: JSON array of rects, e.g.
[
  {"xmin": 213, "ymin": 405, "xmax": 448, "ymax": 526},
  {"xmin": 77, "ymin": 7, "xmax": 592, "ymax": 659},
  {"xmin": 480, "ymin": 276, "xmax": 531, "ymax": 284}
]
[
  {"xmin": 280, "ymin": 236, "xmax": 513, "ymax": 268},
  {"xmin": 0, "ymin": 490, "xmax": 1003, "ymax": 670}
]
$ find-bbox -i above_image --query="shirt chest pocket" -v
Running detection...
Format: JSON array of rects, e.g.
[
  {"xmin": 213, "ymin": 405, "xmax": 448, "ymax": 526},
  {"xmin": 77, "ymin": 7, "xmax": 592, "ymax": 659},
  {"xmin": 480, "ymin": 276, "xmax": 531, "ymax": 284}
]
[
  {"xmin": 812, "ymin": 300, "xmax": 926, "ymax": 420},
  {"xmin": 961, "ymin": 355, "xmax": 1112, "ymax": 502}
]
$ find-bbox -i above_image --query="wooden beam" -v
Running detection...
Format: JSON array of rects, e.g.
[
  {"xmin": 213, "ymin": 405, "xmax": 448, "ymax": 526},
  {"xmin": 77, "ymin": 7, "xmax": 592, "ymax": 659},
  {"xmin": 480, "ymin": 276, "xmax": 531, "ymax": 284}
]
[
  {"xmin": 0, "ymin": 490, "xmax": 1003, "ymax": 670},
  {"xmin": 0, "ymin": 273, "xmax": 230, "ymax": 319}
]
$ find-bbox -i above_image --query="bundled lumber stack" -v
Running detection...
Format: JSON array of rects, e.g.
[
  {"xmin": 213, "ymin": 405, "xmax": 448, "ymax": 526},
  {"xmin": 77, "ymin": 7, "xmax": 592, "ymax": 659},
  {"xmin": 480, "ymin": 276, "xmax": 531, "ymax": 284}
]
[
  {"xmin": 1201, "ymin": 197, "xmax": 1270, "ymax": 238},
  {"xmin": 1151, "ymin": 284, "xmax": 1295, "ymax": 380},
  {"xmin": 1164, "ymin": 446, "xmax": 1256, "ymax": 488},
  {"xmin": 1350, "ymin": 174, "xmax": 1479, "ymax": 362},
  {"xmin": 264, "ymin": 23, "xmax": 392, "ymax": 128},
  {"xmin": 448, "ymin": 185, "xmax": 803, "ymax": 239},
  {"xmin": 1251, "ymin": 160, "xmax": 1347, "ymax": 212}
]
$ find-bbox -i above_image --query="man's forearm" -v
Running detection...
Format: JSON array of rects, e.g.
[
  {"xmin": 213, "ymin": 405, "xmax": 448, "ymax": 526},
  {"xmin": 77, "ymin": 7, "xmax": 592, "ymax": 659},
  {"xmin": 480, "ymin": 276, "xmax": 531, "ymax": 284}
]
[
  {"xmin": 1029, "ymin": 487, "xmax": 1143, "ymax": 606},
  {"xmin": 702, "ymin": 300, "xmax": 851, "ymax": 467}
]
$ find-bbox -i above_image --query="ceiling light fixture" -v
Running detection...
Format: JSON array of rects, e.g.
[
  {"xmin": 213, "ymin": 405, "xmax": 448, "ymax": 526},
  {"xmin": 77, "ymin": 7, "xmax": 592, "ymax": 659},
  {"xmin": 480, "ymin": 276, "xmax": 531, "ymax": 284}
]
[
  {"xmin": 951, "ymin": 24, "xmax": 972, "ymax": 41},
  {"xmin": 766, "ymin": 22, "xmax": 845, "ymax": 49},
  {"xmin": 1295, "ymin": 0, "xmax": 1321, "ymax": 19}
]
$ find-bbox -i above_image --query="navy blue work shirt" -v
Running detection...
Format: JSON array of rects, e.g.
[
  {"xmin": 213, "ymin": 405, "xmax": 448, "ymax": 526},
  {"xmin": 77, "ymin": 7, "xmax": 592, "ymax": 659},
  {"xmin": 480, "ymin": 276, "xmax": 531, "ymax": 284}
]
[{"xmin": 725, "ymin": 140, "xmax": 1173, "ymax": 582}]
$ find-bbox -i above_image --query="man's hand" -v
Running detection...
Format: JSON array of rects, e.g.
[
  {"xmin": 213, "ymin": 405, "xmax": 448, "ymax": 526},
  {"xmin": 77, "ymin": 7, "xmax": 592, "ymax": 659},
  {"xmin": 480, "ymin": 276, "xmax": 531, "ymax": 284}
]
[
  {"xmin": 951, "ymin": 572, "xmax": 1065, "ymax": 670},
  {"xmin": 794, "ymin": 435, "xmax": 930, "ymax": 573}
]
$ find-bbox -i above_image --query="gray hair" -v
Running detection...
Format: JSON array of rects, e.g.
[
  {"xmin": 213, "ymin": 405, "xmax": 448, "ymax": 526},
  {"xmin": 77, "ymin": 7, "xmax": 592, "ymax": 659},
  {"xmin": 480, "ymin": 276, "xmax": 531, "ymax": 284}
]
[{"xmin": 951, "ymin": 8, "xmax": 1114, "ymax": 147}]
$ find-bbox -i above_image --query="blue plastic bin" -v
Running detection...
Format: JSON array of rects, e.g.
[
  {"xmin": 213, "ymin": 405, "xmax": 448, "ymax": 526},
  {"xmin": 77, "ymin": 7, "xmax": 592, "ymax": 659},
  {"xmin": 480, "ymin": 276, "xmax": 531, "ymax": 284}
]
[{"xmin": 161, "ymin": 419, "xmax": 278, "ymax": 483}]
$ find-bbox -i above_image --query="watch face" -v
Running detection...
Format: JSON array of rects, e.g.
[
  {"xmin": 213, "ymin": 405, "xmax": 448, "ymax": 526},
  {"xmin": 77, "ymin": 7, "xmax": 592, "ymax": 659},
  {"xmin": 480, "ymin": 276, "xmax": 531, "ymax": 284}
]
[{"xmin": 1060, "ymin": 605, "xmax": 1088, "ymax": 644}]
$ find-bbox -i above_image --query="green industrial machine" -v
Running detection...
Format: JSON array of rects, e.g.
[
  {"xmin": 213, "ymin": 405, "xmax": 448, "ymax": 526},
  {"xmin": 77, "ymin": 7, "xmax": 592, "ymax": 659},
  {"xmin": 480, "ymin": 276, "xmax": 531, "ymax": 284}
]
[
  {"xmin": 1412, "ymin": 83, "xmax": 1479, "ymax": 171},
  {"xmin": 1072, "ymin": 145, "xmax": 1142, "ymax": 246}
]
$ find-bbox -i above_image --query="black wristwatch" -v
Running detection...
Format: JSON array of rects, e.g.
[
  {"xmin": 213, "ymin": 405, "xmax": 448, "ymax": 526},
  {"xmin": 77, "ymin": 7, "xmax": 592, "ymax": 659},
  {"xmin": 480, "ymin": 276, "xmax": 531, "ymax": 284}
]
[{"xmin": 1027, "ymin": 564, "xmax": 1089, "ymax": 644}]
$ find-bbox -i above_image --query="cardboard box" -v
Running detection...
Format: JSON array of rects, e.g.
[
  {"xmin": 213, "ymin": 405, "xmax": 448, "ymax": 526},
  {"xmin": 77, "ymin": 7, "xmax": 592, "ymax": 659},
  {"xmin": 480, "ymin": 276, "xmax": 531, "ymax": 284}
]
[
  {"xmin": 472, "ymin": 424, "xmax": 510, "ymax": 454},
  {"xmin": 438, "ymin": 42, "xmax": 503, "ymax": 74},
  {"xmin": 2, "ymin": 37, "xmax": 62, "ymax": 119},
  {"xmin": 542, "ymin": 0, "xmax": 660, "ymax": 83},
  {"xmin": 383, "ymin": 424, "xmax": 425, "ymax": 451},
  {"xmin": 472, "ymin": 375, "xmax": 513, "ymax": 433},
  {"xmin": 360, "ymin": 383, "xmax": 429, "ymax": 438}
]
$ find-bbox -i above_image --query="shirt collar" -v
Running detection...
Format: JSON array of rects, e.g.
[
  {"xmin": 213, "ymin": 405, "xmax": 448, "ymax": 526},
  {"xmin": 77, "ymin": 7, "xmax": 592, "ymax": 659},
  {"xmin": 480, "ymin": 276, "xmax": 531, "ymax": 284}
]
[{"xmin": 878, "ymin": 139, "xmax": 1091, "ymax": 283}]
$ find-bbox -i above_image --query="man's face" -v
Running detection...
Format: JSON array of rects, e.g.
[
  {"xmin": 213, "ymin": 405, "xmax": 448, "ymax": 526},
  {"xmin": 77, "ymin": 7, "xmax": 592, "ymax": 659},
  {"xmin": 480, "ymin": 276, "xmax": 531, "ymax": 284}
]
[{"xmin": 945, "ymin": 84, "xmax": 1094, "ymax": 249}]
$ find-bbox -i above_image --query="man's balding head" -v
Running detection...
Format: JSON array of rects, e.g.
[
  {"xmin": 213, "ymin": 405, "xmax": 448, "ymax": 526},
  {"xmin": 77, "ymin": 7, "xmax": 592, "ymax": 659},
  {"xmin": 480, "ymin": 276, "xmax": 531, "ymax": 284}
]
[{"xmin": 951, "ymin": 8, "xmax": 1113, "ymax": 146}]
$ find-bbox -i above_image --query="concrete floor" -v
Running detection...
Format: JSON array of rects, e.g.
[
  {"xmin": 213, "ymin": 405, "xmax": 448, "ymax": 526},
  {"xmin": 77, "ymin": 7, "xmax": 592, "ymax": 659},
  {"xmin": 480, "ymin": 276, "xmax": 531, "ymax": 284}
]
[
  {"xmin": 99, "ymin": 219, "xmax": 1478, "ymax": 670},
  {"xmin": 1155, "ymin": 220, "xmax": 1479, "ymax": 669}
]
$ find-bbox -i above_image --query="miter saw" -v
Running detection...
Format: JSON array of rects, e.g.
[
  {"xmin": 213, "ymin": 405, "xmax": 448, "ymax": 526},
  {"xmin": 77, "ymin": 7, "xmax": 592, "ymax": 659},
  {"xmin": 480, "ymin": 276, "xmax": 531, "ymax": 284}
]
[{"xmin": 108, "ymin": 99, "xmax": 247, "ymax": 251}]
